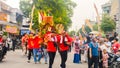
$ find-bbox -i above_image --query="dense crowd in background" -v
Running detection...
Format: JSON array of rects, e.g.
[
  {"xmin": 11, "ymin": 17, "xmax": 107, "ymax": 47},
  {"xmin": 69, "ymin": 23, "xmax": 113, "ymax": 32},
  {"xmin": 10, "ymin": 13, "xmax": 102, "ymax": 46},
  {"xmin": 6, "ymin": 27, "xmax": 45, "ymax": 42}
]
[{"xmin": 0, "ymin": 30, "xmax": 120, "ymax": 68}]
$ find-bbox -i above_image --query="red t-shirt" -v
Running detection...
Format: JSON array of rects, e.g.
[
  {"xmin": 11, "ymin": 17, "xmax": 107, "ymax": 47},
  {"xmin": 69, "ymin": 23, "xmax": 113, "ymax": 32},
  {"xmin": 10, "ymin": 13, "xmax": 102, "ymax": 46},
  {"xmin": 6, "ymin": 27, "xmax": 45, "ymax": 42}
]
[
  {"xmin": 47, "ymin": 41, "xmax": 57, "ymax": 52},
  {"xmin": 45, "ymin": 32, "xmax": 57, "ymax": 52},
  {"xmin": 33, "ymin": 36, "xmax": 43, "ymax": 49},
  {"xmin": 57, "ymin": 35, "xmax": 70, "ymax": 51},
  {"xmin": 27, "ymin": 37, "xmax": 34, "ymax": 49},
  {"xmin": 112, "ymin": 42, "xmax": 120, "ymax": 53},
  {"xmin": 0, "ymin": 38, "xmax": 3, "ymax": 43}
]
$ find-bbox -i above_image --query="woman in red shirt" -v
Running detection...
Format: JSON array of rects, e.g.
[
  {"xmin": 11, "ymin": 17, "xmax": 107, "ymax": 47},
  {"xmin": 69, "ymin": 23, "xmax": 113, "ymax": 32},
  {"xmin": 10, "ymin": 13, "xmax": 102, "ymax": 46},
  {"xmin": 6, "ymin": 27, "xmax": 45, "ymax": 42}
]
[{"xmin": 27, "ymin": 33, "xmax": 34, "ymax": 63}]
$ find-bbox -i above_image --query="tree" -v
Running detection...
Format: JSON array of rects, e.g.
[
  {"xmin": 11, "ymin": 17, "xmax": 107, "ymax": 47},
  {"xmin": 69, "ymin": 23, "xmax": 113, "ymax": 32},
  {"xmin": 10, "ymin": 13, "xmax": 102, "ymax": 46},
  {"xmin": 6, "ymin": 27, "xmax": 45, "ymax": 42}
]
[
  {"xmin": 93, "ymin": 23, "xmax": 98, "ymax": 31},
  {"xmin": 100, "ymin": 14, "xmax": 116, "ymax": 33},
  {"xmin": 19, "ymin": 0, "xmax": 32, "ymax": 17},
  {"xmin": 20, "ymin": 0, "xmax": 76, "ymax": 31}
]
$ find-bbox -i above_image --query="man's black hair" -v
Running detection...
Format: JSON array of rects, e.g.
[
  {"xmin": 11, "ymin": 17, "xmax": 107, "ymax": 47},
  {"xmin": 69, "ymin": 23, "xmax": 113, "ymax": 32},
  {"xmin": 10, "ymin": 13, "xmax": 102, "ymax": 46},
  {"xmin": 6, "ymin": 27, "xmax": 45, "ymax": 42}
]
[{"xmin": 114, "ymin": 38, "xmax": 118, "ymax": 41}]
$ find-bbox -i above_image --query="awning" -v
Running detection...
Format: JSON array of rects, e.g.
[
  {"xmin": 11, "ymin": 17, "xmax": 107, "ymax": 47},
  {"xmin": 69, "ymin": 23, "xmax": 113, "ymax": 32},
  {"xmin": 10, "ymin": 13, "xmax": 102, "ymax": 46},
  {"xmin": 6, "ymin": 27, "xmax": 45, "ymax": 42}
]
[{"xmin": 0, "ymin": 21, "xmax": 20, "ymax": 29}]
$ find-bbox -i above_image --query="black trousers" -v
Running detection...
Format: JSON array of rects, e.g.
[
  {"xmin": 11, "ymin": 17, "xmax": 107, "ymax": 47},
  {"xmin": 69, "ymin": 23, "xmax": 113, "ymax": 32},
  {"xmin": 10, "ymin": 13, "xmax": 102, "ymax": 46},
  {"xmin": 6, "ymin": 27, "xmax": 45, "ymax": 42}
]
[
  {"xmin": 2, "ymin": 46, "xmax": 7, "ymax": 58},
  {"xmin": 48, "ymin": 52, "xmax": 56, "ymax": 68},
  {"xmin": 25, "ymin": 43, "xmax": 27, "ymax": 54},
  {"xmin": 99, "ymin": 61, "xmax": 103, "ymax": 68},
  {"xmin": 28, "ymin": 49, "xmax": 33, "ymax": 60},
  {"xmin": 59, "ymin": 50, "xmax": 68, "ymax": 68},
  {"xmin": 89, "ymin": 56, "xmax": 99, "ymax": 68},
  {"xmin": 88, "ymin": 58, "xmax": 91, "ymax": 68},
  {"xmin": 12, "ymin": 44, "xmax": 16, "ymax": 51},
  {"xmin": 7, "ymin": 44, "xmax": 10, "ymax": 51}
]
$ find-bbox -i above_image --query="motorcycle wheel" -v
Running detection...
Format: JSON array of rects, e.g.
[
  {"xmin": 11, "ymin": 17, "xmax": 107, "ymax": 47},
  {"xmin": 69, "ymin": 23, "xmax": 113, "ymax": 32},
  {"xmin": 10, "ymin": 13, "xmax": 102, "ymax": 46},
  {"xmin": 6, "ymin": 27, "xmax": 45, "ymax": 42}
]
[
  {"xmin": 109, "ymin": 63, "xmax": 116, "ymax": 68},
  {"xmin": 0, "ymin": 50, "xmax": 3, "ymax": 61},
  {"xmin": 116, "ymin": 63, "xmax": 120, "ymax": 68}
]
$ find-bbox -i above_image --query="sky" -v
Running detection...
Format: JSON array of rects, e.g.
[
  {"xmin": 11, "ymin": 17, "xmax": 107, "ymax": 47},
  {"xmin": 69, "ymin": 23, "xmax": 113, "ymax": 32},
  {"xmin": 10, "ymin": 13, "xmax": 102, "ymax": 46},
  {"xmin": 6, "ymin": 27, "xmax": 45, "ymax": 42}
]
[{"xmin": 5, "ymin": 0, "xmax": 109, "ymax": 31}]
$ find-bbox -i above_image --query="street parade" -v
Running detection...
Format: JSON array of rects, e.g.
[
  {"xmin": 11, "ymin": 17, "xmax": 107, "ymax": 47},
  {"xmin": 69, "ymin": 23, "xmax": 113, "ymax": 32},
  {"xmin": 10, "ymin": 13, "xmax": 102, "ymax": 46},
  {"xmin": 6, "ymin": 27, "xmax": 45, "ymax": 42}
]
[{"xmin": 0, "ymin": 0, "xmax": 120, "ymax": 68}]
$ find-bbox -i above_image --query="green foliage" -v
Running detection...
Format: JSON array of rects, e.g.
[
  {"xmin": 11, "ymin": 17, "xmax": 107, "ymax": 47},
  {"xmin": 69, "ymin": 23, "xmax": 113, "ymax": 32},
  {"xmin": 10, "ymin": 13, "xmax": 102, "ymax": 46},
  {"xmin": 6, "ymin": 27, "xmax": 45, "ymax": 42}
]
[
  {"xmin": 32, "ymin": 9, "xmax": 39, "ymax": 30},
  {"xmin": 19, "ymin": 0, "xmax": 32, "ymax": 17},
  {"xmin": 100, "ymin": 14, "xmax": 116, "ymax": 33},
  {"xmin": 33, "ymin": 0, "xmax": 76, "ymax": 30},
  {"xmin": 68, "ymin": 30, "xmax": 76, "ymax": 36},
  {"xmin": 20, "ymin": 0, "xmax": 76, "ymax": 31},
  {"xmin": 93, "ymin": 24, "xmax": 98, "ymax": 31}
]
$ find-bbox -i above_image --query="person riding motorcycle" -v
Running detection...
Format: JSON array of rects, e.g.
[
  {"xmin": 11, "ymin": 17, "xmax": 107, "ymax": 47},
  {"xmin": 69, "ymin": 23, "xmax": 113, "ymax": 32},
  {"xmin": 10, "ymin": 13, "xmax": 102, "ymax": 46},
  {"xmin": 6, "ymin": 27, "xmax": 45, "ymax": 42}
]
[{"xmin": 0, "ymin": 34, "xmax": 7, "ymax": 61}]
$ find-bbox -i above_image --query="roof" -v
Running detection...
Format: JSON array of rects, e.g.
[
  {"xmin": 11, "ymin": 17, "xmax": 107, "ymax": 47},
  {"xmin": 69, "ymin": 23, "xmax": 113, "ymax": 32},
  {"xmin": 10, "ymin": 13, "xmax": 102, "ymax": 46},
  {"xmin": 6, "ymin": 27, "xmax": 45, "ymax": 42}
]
[{"xmin": 0, "ymin": 21, "xmax": 20, "ymax": 29}]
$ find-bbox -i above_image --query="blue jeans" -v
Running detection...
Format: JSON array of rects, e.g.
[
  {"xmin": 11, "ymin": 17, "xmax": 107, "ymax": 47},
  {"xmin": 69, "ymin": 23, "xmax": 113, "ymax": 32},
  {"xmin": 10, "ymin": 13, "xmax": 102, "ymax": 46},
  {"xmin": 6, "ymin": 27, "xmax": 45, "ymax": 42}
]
[
  {"xmin": 33, "ymin": 48, "xmax": 42, "ymax": 62},
  {"xmin": 43, "ymin": 49, "xmax": 48, "ymax": 63}
]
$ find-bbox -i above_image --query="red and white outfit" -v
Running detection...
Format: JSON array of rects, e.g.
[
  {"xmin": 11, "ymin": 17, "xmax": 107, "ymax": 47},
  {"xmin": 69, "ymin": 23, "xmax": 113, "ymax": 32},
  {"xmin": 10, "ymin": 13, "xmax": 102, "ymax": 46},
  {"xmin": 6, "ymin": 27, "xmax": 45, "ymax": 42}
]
[{"xmin": 112, "ymin": 42, "xmax": 120, "ymax": 54}]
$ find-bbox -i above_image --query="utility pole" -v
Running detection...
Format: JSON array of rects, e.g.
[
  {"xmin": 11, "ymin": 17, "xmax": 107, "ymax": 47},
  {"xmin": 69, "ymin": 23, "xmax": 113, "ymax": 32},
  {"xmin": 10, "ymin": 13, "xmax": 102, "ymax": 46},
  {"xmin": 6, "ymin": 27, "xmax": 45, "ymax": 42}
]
[
  {"xmin": 115, "ymin": 1, "xmax": 120, "ymax": 32},
  {"xmin": 118, "ymin": 0, "xmax": 120, "ymax": 41}
]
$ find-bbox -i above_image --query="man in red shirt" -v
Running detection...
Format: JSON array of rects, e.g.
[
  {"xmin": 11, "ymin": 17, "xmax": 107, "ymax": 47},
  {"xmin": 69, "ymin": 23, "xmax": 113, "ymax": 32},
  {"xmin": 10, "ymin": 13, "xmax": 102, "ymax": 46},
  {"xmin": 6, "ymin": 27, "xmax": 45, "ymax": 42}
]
[
  {"xmin": 33, "ymin": 33, "xmax": 43, "ymax": 64},
  {"xmin": 58, "ymin": 31, "xmax": 72, "ymax": 68},
  {"xmin": 45, "ymin": 30, "xmax": 57, "ymax": 68},
  {"xmin": 112, "ymin": 38, "xmax": 120, "ymax": 54},
  {"xmin": 27, "ymin": 33, "xmax": 34, "ymax": 63}
]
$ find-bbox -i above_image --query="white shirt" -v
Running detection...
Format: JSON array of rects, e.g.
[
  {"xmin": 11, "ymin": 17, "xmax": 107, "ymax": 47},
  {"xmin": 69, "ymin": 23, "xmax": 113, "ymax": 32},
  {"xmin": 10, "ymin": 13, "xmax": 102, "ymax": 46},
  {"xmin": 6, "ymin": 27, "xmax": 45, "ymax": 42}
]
[
  {"xmin": 105, "ymin": 42, "xmax": 112, "ymax": 53},
  {"xmin": 99, "ymin": 44, "xmax": 108, "ymax": 51}
]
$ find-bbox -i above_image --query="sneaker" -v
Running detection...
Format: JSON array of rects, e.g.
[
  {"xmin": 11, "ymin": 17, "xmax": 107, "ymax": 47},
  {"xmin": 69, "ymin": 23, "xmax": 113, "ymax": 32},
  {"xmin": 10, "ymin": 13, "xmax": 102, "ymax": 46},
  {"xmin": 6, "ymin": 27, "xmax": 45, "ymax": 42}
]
[
  {"xmin": 35, "ymin": 62, "xmax": 37, "ymax": 64},
  {"xmin": 27, "ymin": 60, "xmax": 30, "ymax": 63},
  {"xmin": 45, "ymin": 62, "xmax": 47, "ymax": 64},
  {"xmin": 38, "ymin": 61, "xmax": 41, "ymax": 64}
]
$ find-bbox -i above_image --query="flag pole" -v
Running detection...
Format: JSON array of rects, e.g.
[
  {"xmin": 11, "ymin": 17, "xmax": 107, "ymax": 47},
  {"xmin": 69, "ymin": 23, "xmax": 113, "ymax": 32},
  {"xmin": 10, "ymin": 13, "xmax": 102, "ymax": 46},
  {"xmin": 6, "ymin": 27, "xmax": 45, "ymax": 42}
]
[{"xmin": 29, "ymin": 5, "xmax": 35, "ymax": 32}]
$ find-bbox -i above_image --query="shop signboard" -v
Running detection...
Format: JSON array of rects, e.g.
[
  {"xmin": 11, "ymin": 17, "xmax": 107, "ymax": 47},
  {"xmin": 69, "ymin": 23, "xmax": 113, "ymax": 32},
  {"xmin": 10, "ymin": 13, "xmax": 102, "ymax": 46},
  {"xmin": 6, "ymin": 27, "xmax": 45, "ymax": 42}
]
[
  {"xmin": 0, "ymin": 12, "xmax": 7, "ymax": 22},
  {"xmin": 20, "ymin": 30, "xmax": 30, "ymax": 35},
  {"xmin": 5, "ymin": 25, "xmax": 17, "ymax": 33}
]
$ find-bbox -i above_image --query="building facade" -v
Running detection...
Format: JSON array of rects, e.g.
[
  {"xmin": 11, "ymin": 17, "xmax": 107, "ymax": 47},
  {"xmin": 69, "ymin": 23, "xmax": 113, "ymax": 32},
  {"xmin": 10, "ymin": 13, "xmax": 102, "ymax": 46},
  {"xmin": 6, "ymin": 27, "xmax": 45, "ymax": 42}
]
[
  {"xmin": 102, "ymin": 0, "xmax": 120, "ymax": 34},
  {"xmin": 102, "ymin": 2, "xmax": 111, "ymax": 14},
  {"xmin": 0, "ymin": 1, "xmax": 23, "ymax": 34}
]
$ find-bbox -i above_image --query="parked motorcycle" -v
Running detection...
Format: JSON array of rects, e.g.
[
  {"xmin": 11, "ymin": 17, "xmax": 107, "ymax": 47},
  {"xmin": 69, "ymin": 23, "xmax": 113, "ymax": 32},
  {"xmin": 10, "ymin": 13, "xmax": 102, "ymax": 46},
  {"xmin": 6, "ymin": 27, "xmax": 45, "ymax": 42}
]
[
  {"xmin": 0, "ymin": 43, "xmax": 3, "ymax": 61},
  {"xmin": 108, "ymin": 53, "xmax": 120, "ymax": 68}
]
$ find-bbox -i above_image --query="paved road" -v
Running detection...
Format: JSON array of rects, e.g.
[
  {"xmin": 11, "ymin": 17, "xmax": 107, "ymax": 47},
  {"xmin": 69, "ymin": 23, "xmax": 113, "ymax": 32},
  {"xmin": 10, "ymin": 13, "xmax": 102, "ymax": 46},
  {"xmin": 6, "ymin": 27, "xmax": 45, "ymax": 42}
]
[{"xmin": 0, "ymin": 50, "xmax": 88, "ymax": 68}]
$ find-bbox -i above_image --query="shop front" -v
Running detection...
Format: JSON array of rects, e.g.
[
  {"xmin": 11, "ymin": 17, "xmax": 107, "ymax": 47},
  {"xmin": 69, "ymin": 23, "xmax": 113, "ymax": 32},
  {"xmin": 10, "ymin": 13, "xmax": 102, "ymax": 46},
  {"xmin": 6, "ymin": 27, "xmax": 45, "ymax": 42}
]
[{"xmin": 5, "ymin": 25, "xmax": 18, "ymax": 34}]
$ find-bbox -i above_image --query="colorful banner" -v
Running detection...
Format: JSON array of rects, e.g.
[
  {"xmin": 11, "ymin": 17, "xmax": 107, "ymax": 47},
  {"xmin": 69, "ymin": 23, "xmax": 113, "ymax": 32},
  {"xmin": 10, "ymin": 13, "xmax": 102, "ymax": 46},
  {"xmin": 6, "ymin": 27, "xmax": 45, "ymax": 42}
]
[{"xmin": 5, "ymin": 25, "xmax": 17, "ymax": 33}]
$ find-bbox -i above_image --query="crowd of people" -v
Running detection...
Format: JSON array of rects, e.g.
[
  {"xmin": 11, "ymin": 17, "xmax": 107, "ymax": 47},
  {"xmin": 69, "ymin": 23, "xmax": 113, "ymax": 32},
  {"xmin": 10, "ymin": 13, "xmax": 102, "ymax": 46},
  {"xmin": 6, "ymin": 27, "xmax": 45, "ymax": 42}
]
[
  {"xmin": 72, "ymin": 32, "xmax": 120, "ymax": 68},
  {"xmin": 1, "ymin": 28, "xmax": 120, "ymax": 68}
]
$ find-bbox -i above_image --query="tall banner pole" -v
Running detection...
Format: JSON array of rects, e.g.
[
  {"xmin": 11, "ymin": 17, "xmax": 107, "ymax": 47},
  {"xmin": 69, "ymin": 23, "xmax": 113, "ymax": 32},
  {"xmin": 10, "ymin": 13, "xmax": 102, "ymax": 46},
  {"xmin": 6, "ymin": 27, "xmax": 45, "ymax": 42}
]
[
  {"xmin": 29, "ymin": 5, "xmax": 35, "ymax": 32},
  {"xmin": 94, "ymin": 3, "xmax": 101, "ymax": 32}
]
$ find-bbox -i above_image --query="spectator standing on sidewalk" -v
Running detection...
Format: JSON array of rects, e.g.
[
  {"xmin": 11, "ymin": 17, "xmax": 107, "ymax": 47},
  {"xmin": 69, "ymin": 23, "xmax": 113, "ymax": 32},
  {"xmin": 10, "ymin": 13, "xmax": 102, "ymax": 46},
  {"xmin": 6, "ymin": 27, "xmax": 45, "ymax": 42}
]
[
  {"xmin": 102, "ymin": 49, "xmax": 109, "ymax": 68},
  {"xmin": 12, "ymin": 35, "xmax": 17, "ymax": 51},
  {"xmin": 73, "ymin": 37, "xmax": 81, "ymax": 63},
  {"xmin": 89, "ymin": 37, "xmax": 99, "ymax": 68}
]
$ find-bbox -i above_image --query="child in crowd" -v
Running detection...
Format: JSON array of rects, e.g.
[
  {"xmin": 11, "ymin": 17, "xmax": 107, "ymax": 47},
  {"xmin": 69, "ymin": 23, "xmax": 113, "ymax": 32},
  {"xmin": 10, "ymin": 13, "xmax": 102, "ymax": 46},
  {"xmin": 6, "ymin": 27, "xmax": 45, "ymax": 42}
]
[{"xmin": 102, "ymin": 49, "xmax": 109, "ymax": 68}]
